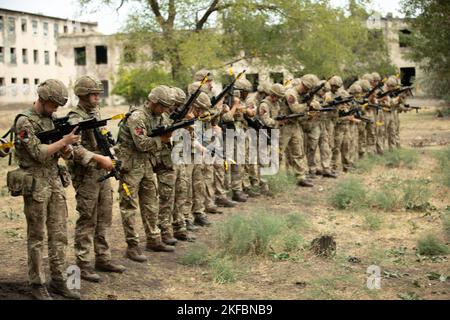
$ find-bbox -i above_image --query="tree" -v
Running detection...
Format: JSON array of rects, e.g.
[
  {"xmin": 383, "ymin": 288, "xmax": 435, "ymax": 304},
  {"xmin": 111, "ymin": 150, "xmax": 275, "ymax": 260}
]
[
  {"xmin": 401, "ymin": 0, "xmax": 450, "ymax": 101},
  {"xmin": 79, "ymin": 0, "xmax": 394, "ymax": 86}
]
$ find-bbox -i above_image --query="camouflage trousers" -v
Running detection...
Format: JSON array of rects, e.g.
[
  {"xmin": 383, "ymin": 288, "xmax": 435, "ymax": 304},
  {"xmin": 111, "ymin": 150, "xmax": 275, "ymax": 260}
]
[
  {"xmin": 119, "ymin": 159, "xmax": 161, "ymax": 246},
  {"xmin": 332, "ymin": 122, "xmax": 352, "ymax": 171},
  {"xmin": 375, "ymin": 111, "xmax": 385, "ymax": 154},
  {"xmin": 349, "ymin": 123, "xmax": 359, "ymax": 163},
  {"xmin": 24, "ymin": 173, "xmax": 68, "ymax": 285},
  {"xmin": 73, "ymin": 167, "xmax": 112, "ymax": 266},
  {"xmin": 393, "ymin": 109, "xmax": 401, "ymax": 148},
  {"xmin": 383, "ymin": 110, "xmax": 397, "ymax": 151},
  {"xmin": 204, "ymin": 164, "xmax": 216, "ymax": 209},
  {"xmin": 279, "ymin": 123, "xmax": 307, "ymax": 181},
  {"xmin": 185, "ymin": 163, "xmax": 208, "ymax": 219},
  {"xmin": 172, "ymin": 165, "xmax": 189, "ymax": 233},
  {"xmin": 365, "ymin": 110, "xmax": 377, "ymax": 154},
  {"xmin": 155, "ymin": 166, "xmax": 176, "ymax": 238},
  {"xmin": 318, "ymin": 120, "xmax": 332, "ymax": 171},
  {"xmin": 302, "ymin": 121, "xmax": 321, "ymax": 174},
  {"xmin": 358, "ymin": 121, "xmax": 367, "ymax": 157},
  {"xmin": 214, "ymin": 162, "xmax": 228, "ymax": 199}
]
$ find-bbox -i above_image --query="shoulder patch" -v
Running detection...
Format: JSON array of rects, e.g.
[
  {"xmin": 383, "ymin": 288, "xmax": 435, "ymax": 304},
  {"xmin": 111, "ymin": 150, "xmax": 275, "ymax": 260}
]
[{"xmin": 18, "ymin": 129, "xmax": 30, "ymax": 143}]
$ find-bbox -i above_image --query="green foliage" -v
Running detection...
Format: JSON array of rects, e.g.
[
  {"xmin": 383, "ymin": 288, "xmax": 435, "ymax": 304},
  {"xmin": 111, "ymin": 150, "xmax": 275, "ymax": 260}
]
[
  {"xmin": 217, "ymin": 212, "xmax": 284, "ymax": 256},
  {"xmin": 112, "ymin": 67, "xmax": 174, "ymax": 105},
  {"xmin": 370, "ymin": 178, "xmax": 403, "ymax": 211},
  {"xmin": 401, "ymin": 1, "xmax": 450, "ymax": 101},
  {"xmin": 265, "ymin": 171, "xmax": 297, "ymax": 195},
  {"xmin": 443, "ymin": 207, "xmax": 450, "ymax": 238},
  {"xmin": 208, "ymin": 256, "xmax": 237, "ymax": 284},
  {"xmin": 80, "ymin": 0, "xmax": 394, "ymax": 84},
  {"xmin": 179, "ymin": 244, "xmax": 210, "ymax": 266},
  {"xmin": 329, "ymin": 178, "xmax": 367, "ymax": 210},
  {"xmin": 402, "ymin": 179, "xmax": 431, "ymax": 211},
  {"xmin": 216, "ymin": 211, "xmax": 308, "ymax": 257},
  {"xmin": 384, "ymin": 149, "xmax": 419, "ymax": 169},
  {"xmin": 435, "ymin": 147, "xmax": 450, "ymax": 187},
  {"xmin": 416, "ymin": 234, "xmax": 449, "ymax": 256},
  {"xmin": 363, "ymin": 212, "xmax": 383, "ymax": 231},
  {"xmin": 355, "ymin": 154, "xmax": 385, "ymax": 173}
]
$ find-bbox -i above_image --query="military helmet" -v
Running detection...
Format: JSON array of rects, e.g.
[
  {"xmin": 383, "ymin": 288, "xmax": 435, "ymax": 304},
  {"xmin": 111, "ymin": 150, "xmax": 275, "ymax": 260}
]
[
  {"xmin": 193, "ymin": 92, "xmax": 211, "ymax": 111},
  {"xmin": 348, "ymin": 83, "xmax": 363, "ymax": 95},
  {"xmin": 234, "ymin": 78, "xmax": 253, "ymax": 92},
  {"xmin": 300, "ymin": 74, "xmax": 320, "ymax": 90},
  {"xmin": 188, "ymin": 81, "xmax": 210, "ymax": 95},
  {"xmin": 361, "ymin": 73, "xmax": 373, "ymax": 82},
  {"xmin": 148, "ymin": 85, "xmax": 175, "ymax": 108},
  {"xmin": 328, "ymin": 76, "xmax": 343, "ymax": 88},
  {"xmin": 358, "ymin": 79, "xmax": 372, "ymax": 92},
  {"xmin": 371, "ymin": 72, "xmax": 381, "ymax": 81},
  {"xmin": 257, "ymin": 81, "xmax": 272, "ymax": 95},
  {"xmin": 171, "ymin": 87, "xmax": 186, "ymax": 105},
  {"xmin": 37, "ymin": 79, "xmax": 68, "ymax": 106},
  {"xmin": 385, "ymin": 76, "xmax": 398, "ymax": 88},
  {"xmin": 269, "ymin": 83, "xmax": 286, "ymax": 98},
  {"xmin": 74, "ymin": 75, "xmax": 104, "ymax": 97},
  {"xmin": 194, "ymin": 69, "xmax": 213, "ymax": 82}
]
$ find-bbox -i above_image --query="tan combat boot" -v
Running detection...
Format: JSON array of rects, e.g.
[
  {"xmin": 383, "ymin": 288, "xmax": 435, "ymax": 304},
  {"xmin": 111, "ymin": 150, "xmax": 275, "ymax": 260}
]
[{"xmin": 126, "ymin": 245, "xmax": 148, "ymax": 263}]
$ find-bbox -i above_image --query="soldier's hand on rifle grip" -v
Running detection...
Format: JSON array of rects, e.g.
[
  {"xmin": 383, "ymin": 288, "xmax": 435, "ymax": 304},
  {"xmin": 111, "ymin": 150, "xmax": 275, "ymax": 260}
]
[
  {"xmin": 62, "ymin": 126, "xmax": 81, "ymax": 146},
  {"xmin": 185, "ymin": 112, "xmax": 195, "ymax": 120},
  {"xmin": 94, "ymin": 154, "xmax": 114, "ymax": 171},
  {"xmin": 160, "ymin": 132, "xmax": 172, "ymax": 144}
]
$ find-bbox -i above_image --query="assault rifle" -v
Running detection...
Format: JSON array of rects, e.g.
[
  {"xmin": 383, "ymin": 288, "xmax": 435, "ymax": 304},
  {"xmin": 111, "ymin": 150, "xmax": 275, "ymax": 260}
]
[
  {"xmin": 149, "ymin": 112, "xmax": 215, "ymax": 138},
  {"xmin": 37, "ymin": 114, "xmax": 126, "ymax": 144},
  {"xmin": 377, "ymin": 86, "xmax": 413, "ymax": 99},
  {"xmin": 170, "ymin": 73, "xmax": 210, "ymax": 122},
  {"xmin": 211, "ymin": 70, "xmax": 247, "ymax": 108},
  {"xmin": 93, "ymin": 128, "xmax": 132, "ymax": 198}
]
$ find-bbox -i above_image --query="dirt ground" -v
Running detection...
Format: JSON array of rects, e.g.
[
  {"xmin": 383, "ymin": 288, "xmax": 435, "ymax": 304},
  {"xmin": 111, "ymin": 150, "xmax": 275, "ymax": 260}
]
[{"xmin": 0, "ymin": 99, "xmax": 448, "ymax": 300}]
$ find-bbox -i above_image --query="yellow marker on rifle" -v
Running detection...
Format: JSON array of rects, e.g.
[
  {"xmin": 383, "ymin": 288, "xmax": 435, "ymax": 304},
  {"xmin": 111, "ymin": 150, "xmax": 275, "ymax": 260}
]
[
  {"xmin": 228, "ymin": 67, "xmax": 234, "ymax": 76},
  {"xmin": 283, "ymin": 79, "xmax": 292, "ymax": 87},
  {"xmin": 224, "ymin": 160, "xmax": 228, "ymax": 172},
  {"xmin": 200, "ymin": 74, "xmax": 209, "ymax": 86},
  {"xmin": 376, "ymin": 121, "xmax": 384, "ymax": 127},
  {"xmin": 110, "ymin": 113, "xmax": 127, "ymax": 121},
  {"xmin": 122, "ymin": 183, "xmax": 131, "ymax": 198},
  {"xmin": 0, "ymin": 141, "xmax": 14, "ymax": 149}
]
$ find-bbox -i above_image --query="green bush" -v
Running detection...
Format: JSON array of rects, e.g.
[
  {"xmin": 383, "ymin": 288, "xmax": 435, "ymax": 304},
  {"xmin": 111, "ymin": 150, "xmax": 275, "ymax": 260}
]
[
  {"xmin": 370, "ymin": 179, "xmax": 403, "ymax": 211},
  {"xmin": 265, "ymin": 172, "xmax": 297, "ymax": 195},
  {"xmin": 435, "ymin": 147, "xmax": 450, "ymax": 187},
  {"xmin": 216, "ymin": 211, "xmax": 308, "ymax": 257},
  {"xmin": 384, "ymin": 149, "xmax": 419, "ymax": 169},
  {"xmin": 112, "ymin": 67, "xmax": 174, "ymax": 105},
  {"xmin": 209, "ymin": 257, "xmax": 237, "ymax": 284},
  {"xmin": 402, "ymin": 179, "xmax": 432, "ymax": 211},
  {"xmin": 416, "ymin": 234, "xmax": 450, "ymax": 256},
  {"xmin": 355, "ymin": 154, "xmax": 385, "ymax": 173},
  {"xmin": 443, "ymin": 207, "xmax": 450, "ymax": 238},
  {"xmin": 329, "ymin": 178, "xmax": 367, "ymax": 210},
  {"xmin": 179, "ymin": 244, "xmax": 210, "ymax": 266},
  {"xmin": 363, "ymin": 212, "xmax": 383, "ymax": 231},
  {"xmin": 217, "ymin": 213, "xmax": 285, "ymax": 256}
]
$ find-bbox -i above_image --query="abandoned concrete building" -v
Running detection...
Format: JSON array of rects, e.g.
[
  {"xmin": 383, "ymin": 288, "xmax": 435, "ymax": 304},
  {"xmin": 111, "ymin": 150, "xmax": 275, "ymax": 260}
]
[{"xmin": 0, "ymin": 7, "xmax": 422, "ymax": 107}]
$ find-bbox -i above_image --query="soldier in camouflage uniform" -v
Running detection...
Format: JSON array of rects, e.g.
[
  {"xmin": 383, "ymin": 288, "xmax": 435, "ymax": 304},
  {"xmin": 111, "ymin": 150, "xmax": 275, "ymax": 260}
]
[
  {"xmin": 68, "ymin": 76, "xmax": 126, "ymax": 283},
  {"xmin": 359, "ymin": 76, "xmax": 378, "ymax": 155},
  {"xmin": 190, "ymin": 70, "xmax": 223, "ymax": 214},
  {"xmin": 283, "ymin": 76, "xmax": 321, "ymax": 186},
  {"xmin": 116, "ymin": 85, "xmax": 176, "ymax": 263},
  {"xmin": 185, "ymin": 92, "xmax": 216, "ymax": 226},
  {"xmin": 234, "ymin": 78, "xmax": 260, "ymax": 198},
  {"xmin": 170, "ymin": 86, "xmax": 197, "ymax": 241},
  {"xmin": 12, "ymin": 79, "xmax": 80, "ymax": 300},
  {"xmin": 379, "ymin": 76, "xmax": 402, "ymax": 151},
  {"xmin": 315, "ymin": 80, "xmax": 337, "ymax": 178},
  {"xmin": 327, "ymin": 76, "xmax": 358, "ymax": 172},
  {"xmin": 221, "ymin": 78, "xmax": 258, "ymax": 201},
  {"xmin": 370, "ymin": 72, "xmax": 386, "ymax": 155}
]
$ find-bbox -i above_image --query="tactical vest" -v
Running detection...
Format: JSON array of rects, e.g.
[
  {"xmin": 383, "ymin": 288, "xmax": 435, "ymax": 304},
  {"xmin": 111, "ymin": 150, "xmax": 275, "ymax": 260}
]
[{"xmin": 13, "ymin": 108, "xmax": 59, "ymax": 170}]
